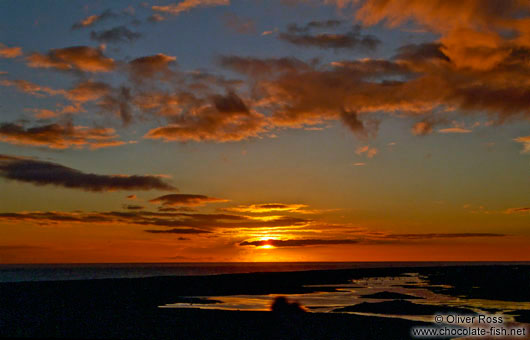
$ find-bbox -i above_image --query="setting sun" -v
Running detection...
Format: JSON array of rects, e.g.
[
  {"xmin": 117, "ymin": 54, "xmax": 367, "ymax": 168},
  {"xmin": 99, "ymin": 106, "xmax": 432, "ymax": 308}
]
[{"xmin": 258, "ymin": 244, "xmax": 275, "ymax": 250}]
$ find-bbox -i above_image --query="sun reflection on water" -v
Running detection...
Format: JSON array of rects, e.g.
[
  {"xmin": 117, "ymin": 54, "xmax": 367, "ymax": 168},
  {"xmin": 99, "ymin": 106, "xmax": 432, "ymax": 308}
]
[{"xmin": 160, "ymin": 273, "xmax": 530, "ymax": 328}]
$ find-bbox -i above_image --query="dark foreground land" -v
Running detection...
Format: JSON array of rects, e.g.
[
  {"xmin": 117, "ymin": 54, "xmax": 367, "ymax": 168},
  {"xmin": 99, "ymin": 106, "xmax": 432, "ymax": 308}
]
[{"xmin": 0, "ymin": 264, "xmax": 528, "ymax": 339}]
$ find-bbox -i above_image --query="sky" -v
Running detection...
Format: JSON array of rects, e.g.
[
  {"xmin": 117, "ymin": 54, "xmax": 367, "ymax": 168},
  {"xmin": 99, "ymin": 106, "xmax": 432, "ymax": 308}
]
[{"xmin": 0, "ymin": 0, "xmax": 528, "ymax": 263}]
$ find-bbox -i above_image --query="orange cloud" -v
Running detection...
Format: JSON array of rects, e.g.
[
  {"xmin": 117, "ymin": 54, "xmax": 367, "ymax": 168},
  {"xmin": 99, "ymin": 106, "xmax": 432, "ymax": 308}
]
[
  {"xmin": 152, "ymin": 0, "xmax": 230, "ymax": 15},
  {"xmin": 29, "ymin": 104, "xmax": 85, "ymax": 119},
  {"xmin": 144, "ymin": 92, "xmax": 268, "ymax": 142},
  {"xmin": 411, "ymin": 121, "xmax": 433, "ymax": 136},
  {"xmin": 438, "ymin": 127, "xmax": 472, "ymax": 134},
  {"xmin": 514, "ymin": 136, "xmax": 530, "ymax": 154},
  {"xmin": 0, "ymin": 79, "xmax": 110, "ymax": 104},
  {"xmin": 26, "ymin": 46, "xmax": 115, "ymax": 72},
  {"xmin": 66, "ymin": 81, "xmax": 111, "ymax": 102},
  {"xmin": 71, "ymin": 9, "xmax": 118, "ymax": 29},
  {"xmin": 0, "ymin": 43, "xmax": 22, "ymax": 58},
  {"xmin": 222, "ymin": 203, "xmax": 315, "ymax": 214},
  {"xmin": 353, "ymin": 0, "xmax": 530, "ymax": 70},
  {"xmin": 355, "ymin": 145, "xmax": 378, "ymax": 158}
]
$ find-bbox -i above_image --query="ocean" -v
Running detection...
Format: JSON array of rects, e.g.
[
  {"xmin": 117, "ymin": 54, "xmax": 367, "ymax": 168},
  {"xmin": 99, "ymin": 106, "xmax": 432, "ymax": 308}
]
[{"xmin": 0, "ymin": 261, "xmax": 518, "ymax": 282}]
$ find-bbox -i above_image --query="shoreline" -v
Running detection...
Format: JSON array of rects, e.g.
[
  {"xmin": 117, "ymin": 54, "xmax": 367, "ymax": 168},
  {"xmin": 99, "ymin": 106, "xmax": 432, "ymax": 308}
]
[{"xmin": 1, "ymin": 264, "xmax": 528, "ymax": 339}]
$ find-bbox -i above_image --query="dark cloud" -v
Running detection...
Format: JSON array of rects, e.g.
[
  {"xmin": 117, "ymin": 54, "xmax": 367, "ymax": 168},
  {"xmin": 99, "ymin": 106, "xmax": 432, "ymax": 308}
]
[
  {"xmin": 148, "ymin": 14, "xmax": 166, "ymax": 22},
  {"xmin": 0, "ymin": 209, "xmax": 309, "ymax": 231},
  {"xmin": 240, "ymin": 239, "xmax": 361, "ymax": 247},
  {"xmin": 390, "ymin": 233, "xmax": 506, "ymax": 239},
  {"xmin": 144, "ymin": 228, "xmax": 211, "ymax": 234},
  {"xmin": 286, "ymin": 20, "xmax": 343, "ymax": 33},
  {"xmin": 98, "ymin": 86, "xmax": 133, "ymax": 125},
  {"xmin": 213, "ymin": 91, "xmax": 249, "ymax": 114},
  {"xmin": 90, "ymin": 26, "xmax": 142, "ymax": 43},
  {"xmin": 340, "ymin": 109, "xmax": 380, "ymax": 139},
  {"xmin": 149, "ymin": 194, "xmax": 228, "ymax": 206},
  {"xmin": 505, "ymin": 207, "xmax": 530, "ymax": 214},
  {"xmin": 278, "ymin": 25, "xmax": 380, "ymax": 50},
  {"xmin": 240, "ymin": 233, "xmax": 506, "ymax": 247},
  {"xmin": 158, "ymin": 206, "xmax": 197, "ymax": 212},
  {"xmin": 330, "ymin": 59, "xmax": 411, "ymax": 78},
  {"xmin": 0, "ymin": 121, "xmax": 127, "ymax": 149},
  {"xmin": 393, "ymin": 43, "xmax": 451, "ymax": 63},
  {"xmin": 123, "ymin": 205, "xmax": 144, "ymax": 210},
  {"xmin": 128, "ymin": 53, "xmax": 177, "ymax": 80},
  {"xmin": 0, "ymin": 155, "xmax": 176, "ymax": 192}
]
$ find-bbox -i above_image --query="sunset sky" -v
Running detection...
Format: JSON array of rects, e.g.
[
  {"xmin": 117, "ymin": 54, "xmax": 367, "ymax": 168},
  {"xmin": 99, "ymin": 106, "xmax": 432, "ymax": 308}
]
[{"xmin": 0, "ymin": 0, "xmax": 529, "ymax": 263}]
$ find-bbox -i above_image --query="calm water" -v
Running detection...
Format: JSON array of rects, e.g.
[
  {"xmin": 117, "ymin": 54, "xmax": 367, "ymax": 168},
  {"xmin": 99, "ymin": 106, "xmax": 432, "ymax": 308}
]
[
  {"xmin": 0, "ymin": 261, "xmax": 500, "ymax": 282},
  {"xmin": 161, "ymin": 270, "xmax": 530, "ymax": 330}
]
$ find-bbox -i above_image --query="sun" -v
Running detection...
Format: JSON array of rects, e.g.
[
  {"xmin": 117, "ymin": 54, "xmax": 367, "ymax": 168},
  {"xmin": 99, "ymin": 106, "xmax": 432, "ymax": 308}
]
[
  {"xmin": 255, "ymin": 237, "xmax": 276, "ymax": 249},
  {"xmin": 258, "ymin": 244, "xmax": 275, "ymax": 250}
]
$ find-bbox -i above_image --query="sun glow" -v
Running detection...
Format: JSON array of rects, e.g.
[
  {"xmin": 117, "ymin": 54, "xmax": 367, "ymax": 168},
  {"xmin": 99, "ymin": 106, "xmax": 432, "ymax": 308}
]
[{"xmin": 258, "ymin": 244, "xmax": 275, "ymax": 249}]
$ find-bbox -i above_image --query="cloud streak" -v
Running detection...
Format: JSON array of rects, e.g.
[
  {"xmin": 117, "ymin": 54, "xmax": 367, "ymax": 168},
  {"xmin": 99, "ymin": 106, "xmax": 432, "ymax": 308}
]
[
  {"xmin": 221, "ymin": 203, "xmax": 320, "ymax": 214},
  {"xmin": 240, "ymin": 233, "xmax": 506, "ymax": 247},
  {"xmin": 149, "ymin": 194, "xmax": 228, "ymax": 206},
  {"xmin": 0, "ymin": 155, "xmax": 176, "ymax": 192},
  {"xmin": 144, "ymin": 228, "xmax": 212, "ymax": 234},
  {"xmin": 278, "ymin": 24, "xmax": 380, "ymax": 50},
  {"xmin": 152, "ymin": 0, "xmax": 230, "ymax": 15},
  {"xmin": 0, "ymin": 121, "xmax": 127, "ymax": 150},
  {"xmin": 0, "ymin": 209, "xmax": 309, "ymax": 231},
  {"xmin": 71, "ymin": 9, "xmax": 118, "ymax": 29}
]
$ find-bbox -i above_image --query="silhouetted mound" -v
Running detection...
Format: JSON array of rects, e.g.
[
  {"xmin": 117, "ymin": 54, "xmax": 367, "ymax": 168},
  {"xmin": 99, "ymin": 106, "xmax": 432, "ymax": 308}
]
[
  {"xmin": 360, "ymin": 291, "xmax": 423, "ymax": 300},
  {"xmin": 334, "ymin": 300, "xmax": 476, "ymax": 315},
  {"xmin": 271, "ymin": 296, "xmax": 307, "ymax": 314}
]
